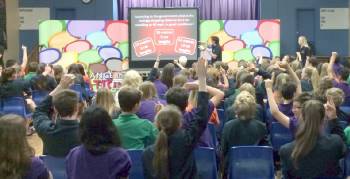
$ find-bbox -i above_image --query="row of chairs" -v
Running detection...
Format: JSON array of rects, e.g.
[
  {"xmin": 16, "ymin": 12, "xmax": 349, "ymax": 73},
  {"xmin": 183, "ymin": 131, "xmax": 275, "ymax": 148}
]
[
  {"xmin": 0, "ymin": 84, "xmax": 89, "ymax": 117},
  {"xmin": 40, "ymin": 146, "xmax": 275, "ymax": 179}
]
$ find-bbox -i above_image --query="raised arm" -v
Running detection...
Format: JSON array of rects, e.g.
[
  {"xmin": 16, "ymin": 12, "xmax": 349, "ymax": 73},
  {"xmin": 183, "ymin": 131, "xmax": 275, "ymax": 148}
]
[
  {"xmin": 21, "ymin": 45, "xmax": 28, "ymax": 72},
  {"xmin": 280, "ymin": 57, "xmax": 302, "ymax": 96},
  {"xmin": 174, "ymin": 59, "xmax": 185, "ymax": 70},
  {"xmin": 219, "ymin": 67, "xmax": 229, "ymax": 89},
  {"xmin": 327, "ymin": 52, "xmax": 337, "ymax": 80},
  {"xmin": 265, "ymin": 79, "xmax": 290, "ymax": 128},
  {"xmin": 148, "ymin": 55, "xmax": 161, "ymax": 82},
  {"xmin": 185, "ymin": 58, "xmax": 209, "ymax": 146}
]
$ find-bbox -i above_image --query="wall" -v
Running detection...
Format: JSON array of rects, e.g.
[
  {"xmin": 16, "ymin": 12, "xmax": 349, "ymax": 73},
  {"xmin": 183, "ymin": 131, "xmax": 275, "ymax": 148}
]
[
  {"xmin": 3, "ymin": 0, "xmax": 19, "ymax": 61},
  {"xmin": 261, "ymin": 0, "xmax": 349, "ymax": 56},
  {"xmin": 19, "ymin": 0, "xmax": 115, "ymax": 58}
]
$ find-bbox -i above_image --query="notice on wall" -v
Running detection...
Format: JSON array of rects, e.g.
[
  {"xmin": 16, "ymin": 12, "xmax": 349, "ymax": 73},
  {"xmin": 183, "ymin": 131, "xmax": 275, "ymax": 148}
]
[
  {"xmin": 320, "ymin": 8, "xmax": 349, "ymax": 30},
  {"xmin": 19, "ymin": 8, "xmax": 50, "ymax": 30}
]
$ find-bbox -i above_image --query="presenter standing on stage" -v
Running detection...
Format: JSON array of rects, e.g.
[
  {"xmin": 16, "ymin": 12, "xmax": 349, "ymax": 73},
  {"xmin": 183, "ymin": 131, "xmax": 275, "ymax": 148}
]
[{"xmin": 209, "ymin": 36, "xmax": 222, "ymax": 64}]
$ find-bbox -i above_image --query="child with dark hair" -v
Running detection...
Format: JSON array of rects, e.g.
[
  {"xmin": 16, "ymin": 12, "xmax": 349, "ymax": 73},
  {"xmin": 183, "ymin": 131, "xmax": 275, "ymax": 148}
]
[
  {"xmin": 113, "ymin": 87, "xmax": 158, "ymax": 149},
  {"xmin": 148, "ymin": 55, "xmax": 169, "ymax": 98},
  {"xmin": 24, "ymin": 61, "xmax": 38, "ymax": 81},
  {"xmin": 0, "ymin": 114, "xmax": 50, "ymax": 179},
  {"xmin": 30, "ymin": 63, "xmax": 57, "ymax": 92},
  {"xmin": 66, "ymin": 106, "xmax": 131, "ymax": 179},
  {"xmin": 33, "ymin": 74, "xmax": 81, "ymax": 157},
  {"xmin": 142, "ymin": 58, "xmax": 209, "ymax": 179}
]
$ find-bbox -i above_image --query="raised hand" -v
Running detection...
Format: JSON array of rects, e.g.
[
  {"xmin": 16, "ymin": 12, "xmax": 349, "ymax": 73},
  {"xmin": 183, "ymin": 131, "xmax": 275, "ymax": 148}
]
[{"xmin": 264, "ymin": 79, "xmax": 273, "ymax": 89}]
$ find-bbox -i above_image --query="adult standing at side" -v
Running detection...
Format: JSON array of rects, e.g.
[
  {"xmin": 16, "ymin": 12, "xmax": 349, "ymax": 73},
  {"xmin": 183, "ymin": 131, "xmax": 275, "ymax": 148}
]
[{"xmin": 296, "ymin": 36, "xmax": 311, "ymax": 67}]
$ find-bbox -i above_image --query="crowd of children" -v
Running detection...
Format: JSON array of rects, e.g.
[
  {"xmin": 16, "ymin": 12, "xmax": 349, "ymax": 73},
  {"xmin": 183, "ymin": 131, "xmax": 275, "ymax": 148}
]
[{"xmin": 1, "ymin": 39, "xmax": 350, "ymax": 179}]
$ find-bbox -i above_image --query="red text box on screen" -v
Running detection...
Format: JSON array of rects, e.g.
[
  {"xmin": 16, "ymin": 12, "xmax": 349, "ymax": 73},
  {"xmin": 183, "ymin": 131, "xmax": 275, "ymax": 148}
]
[
  {"xmin": 133, "ymin": 37, "xmax": 156, "ymax": 57},
  {"xmin": 154, "ymin": 29, "xmax": 176, "ymax": 46},
  {"xmin": 175, "ymin": 37, "xmax": 197, "ymax": 55}
]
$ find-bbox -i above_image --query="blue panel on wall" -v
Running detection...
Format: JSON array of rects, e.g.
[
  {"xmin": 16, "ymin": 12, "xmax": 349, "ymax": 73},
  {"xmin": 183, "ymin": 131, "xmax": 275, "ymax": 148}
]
[
  {"xmin": 297, "ymin": 9, "xmax": 315, "ymax": 54},
  {"xmin": 261, "ymin": 0, "xmax": 349, "ymax": 56},
  {"xmin": 55, "ymin": 8, "xmax": 76, "ymax": 20}
]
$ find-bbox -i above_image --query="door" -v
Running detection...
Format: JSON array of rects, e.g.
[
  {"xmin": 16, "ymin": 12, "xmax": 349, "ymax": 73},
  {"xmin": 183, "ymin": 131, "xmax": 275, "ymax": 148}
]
[{"xmin": 296, "ymin": 9, "xmax": 315, "ymax": 54}]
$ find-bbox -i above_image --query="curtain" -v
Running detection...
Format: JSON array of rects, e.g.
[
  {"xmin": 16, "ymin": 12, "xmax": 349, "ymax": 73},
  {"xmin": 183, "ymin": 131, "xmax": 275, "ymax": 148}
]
[{"xmin": 118, "ymin": 0, "xmax": 259, "ymax": 20}]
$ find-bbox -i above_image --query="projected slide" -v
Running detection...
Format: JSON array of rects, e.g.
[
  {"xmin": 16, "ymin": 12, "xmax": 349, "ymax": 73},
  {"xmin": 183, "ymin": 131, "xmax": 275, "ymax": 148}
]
[{"xmin": 129, "ymin": 8, "xmax": 198, "ymax": 61}]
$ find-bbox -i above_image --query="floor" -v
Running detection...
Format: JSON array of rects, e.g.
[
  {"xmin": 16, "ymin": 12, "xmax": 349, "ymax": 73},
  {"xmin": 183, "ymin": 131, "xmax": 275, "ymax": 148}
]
[{"xmin": 27, "ymin": 133, "xmax": 43, "ymax": 156}]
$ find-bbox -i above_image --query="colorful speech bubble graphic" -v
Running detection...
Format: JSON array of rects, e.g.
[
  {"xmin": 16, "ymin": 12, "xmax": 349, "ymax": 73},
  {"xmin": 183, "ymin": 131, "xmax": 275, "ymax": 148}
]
[
  {"xmin": 234, "ymin": 48, "xmax": 255, "ymax": 62},
  {"xmin": 39, "ymin": 20, "xmax": 66, "ymax": 47},
  {"xmin": 89, "ymin": 63, "xmax": 108, "ymax": 74},
  {"xmin": 39, "ymin": 48, "xmax": 62, "ymax": 64},
  {"xmin": 64, "ymin": 40, "xmax": 92, "ymax": 53},
  {"xmin": 268, "ymin": 41, "xmax": 280, "ymax": 58},
  {"xmin": 48, "ymin": 31, "xmax": 78, "ymax": 51},
  {"xmin": 222, "ymin": 51, "xmax": 234, "ymax": 63},
  {"xmin": 105, "ymin": 21, "xmax": 128, "ymax": 44},
  {"xmin": 222, "ymin": 39, "xmax": 246, "ymax": 52},
  {"xmin": 241, "ymin": 31, "xmax": 263, "ymax": 47},
  {"xmin": 67, "ymin": 20, "xmax": 105, "ymax": 39},
  {"xmin": 98, "ymin": 46, "xmax": 122, "ymax": 61},
  {"xmin": 251, "ymin": 45, "xmax": 273, "ymax": 59},
  {"xmin": 86, "ymin": 31, "xmax": 112, "ymax": 48},
  {"xmin": 105, "ymin": 58, "xmax": 123, "ymax": 72},
  {"xmin": 258, "ymin": 20, "xmax": 280, "ymax": 43},
  {"xmin": 117, "ymin": 41, "xmax": 129, "ymax": 58},
  {"xmin": 211, "ymin": 30, "xmax": 234, "ymax": 46},
  {"xmin": 224, "ymin": 20, "xmax": 258, "ymax": 38},
  {"xmin": 200, "ymin": 20, "xmax": 222, "ymax": 42},
  {"xmin": 78, "ymin": 49, "xmax": 102, "ymax": 65},
  {"xmin": 54, "ymin": 52, "xmax": 78, "ymax": 69}
]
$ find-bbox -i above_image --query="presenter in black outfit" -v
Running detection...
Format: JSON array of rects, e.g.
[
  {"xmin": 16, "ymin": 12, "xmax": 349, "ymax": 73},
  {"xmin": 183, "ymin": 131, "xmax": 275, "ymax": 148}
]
[
  {"xmin": 209, "ymin": 36, "xmax": 222, "ymax": 64},
  {"xmin": 297, "ymin": 36, "xmax": 311, "ymax": 67}
]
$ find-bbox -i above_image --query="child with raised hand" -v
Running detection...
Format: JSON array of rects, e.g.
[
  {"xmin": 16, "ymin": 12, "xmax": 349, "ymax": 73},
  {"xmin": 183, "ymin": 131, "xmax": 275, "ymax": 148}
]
[{"xmin": 142, "ymin": 57, "xmax": 209, "ymax": 179}]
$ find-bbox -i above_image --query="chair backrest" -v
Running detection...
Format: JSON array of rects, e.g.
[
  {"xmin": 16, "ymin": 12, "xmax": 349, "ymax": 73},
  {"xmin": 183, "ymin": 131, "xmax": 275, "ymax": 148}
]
[
  {"xmin": 344, "ymin": 147, "xmax": 350, "ymax": 177},
  {"xmin": 340, "ymin": 106, "xmax": 350, "ymax": 116},
  {"xmin": 40, "ymin": 155, "xmax": 66, "ymax": 179},
  {"xmin": 127, "ymin": 150, "xmax": 144, "ymax": 179},
  {"xmin": 194, "ymin": 147, "xmax": 218, "ymax": 179},
  {"xmin": 270, "ymin": 122, "xmax": 293, "ymax": 151},
  {"xmin": 228, "ymin": 146, "xmax": 274, "ymax": 179},
  {"xmin": 32, "ymin": 90, "xmax": 49, "ymax": 105},
  {"xmin": 2, "ymin": 97, "xmax": 28, "ymax": 118},
  {"xmin": 207, "ymin": 123, "xmax": 217, "ymax": 147}
]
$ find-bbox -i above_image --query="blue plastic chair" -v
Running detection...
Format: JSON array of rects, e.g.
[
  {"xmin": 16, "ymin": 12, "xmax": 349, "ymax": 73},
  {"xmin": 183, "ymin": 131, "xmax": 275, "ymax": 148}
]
[
  {"xmin": 344, "ymin": 148, "xmax": 350, "ymax": 177},
  {"xmin": 228, "ymin": 146, "xmax": 274, "ymax": 179},
  {"xmin": 127, "ymin": 150, "xmax": 144, "ymax": 179},
  {"xmin": 270, "ymin": 122, "xmax": 293, "ymax": 151},
  {"xmin": 340, "ymin": 106, "xmax": 350, "ymax": 116},
  {"xmin": 194, "ymin": 147, "xmax": 218, "ymax": 179},
  {"xmin": 40, "ymin": 155, "xmax": 66, "ymax": 179},
  {"xmin": 2, "ymin": 97, "xmax": 31, "ymax": 118},
  {"xmin": 32, "ymin": 90, "xmax": 49, "ymax": 105}
]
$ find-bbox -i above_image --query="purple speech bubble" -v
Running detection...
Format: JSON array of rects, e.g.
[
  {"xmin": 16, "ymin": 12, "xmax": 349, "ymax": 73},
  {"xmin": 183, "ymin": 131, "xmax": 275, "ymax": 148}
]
[
  {"xmin": 67, "ymin": 20, "xmax": 105, "ymax": 39},
  {"xmin": 224, "ymin": 20, "xmax": 258, "ymax": 38},
  {"xmin": 251, "ymin": 45, "xmax": 272, "ymax": 59},
  {"xmin": 98, "ymin": 46, "xmax": 122, "ymax": 61},
  {"xmin": 105, "ymin": 58, "xmax": 123, "ymax": 72},
  {"xmin": 39, "ymin": 48, "xmax": 62, "ymax": 64}
]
